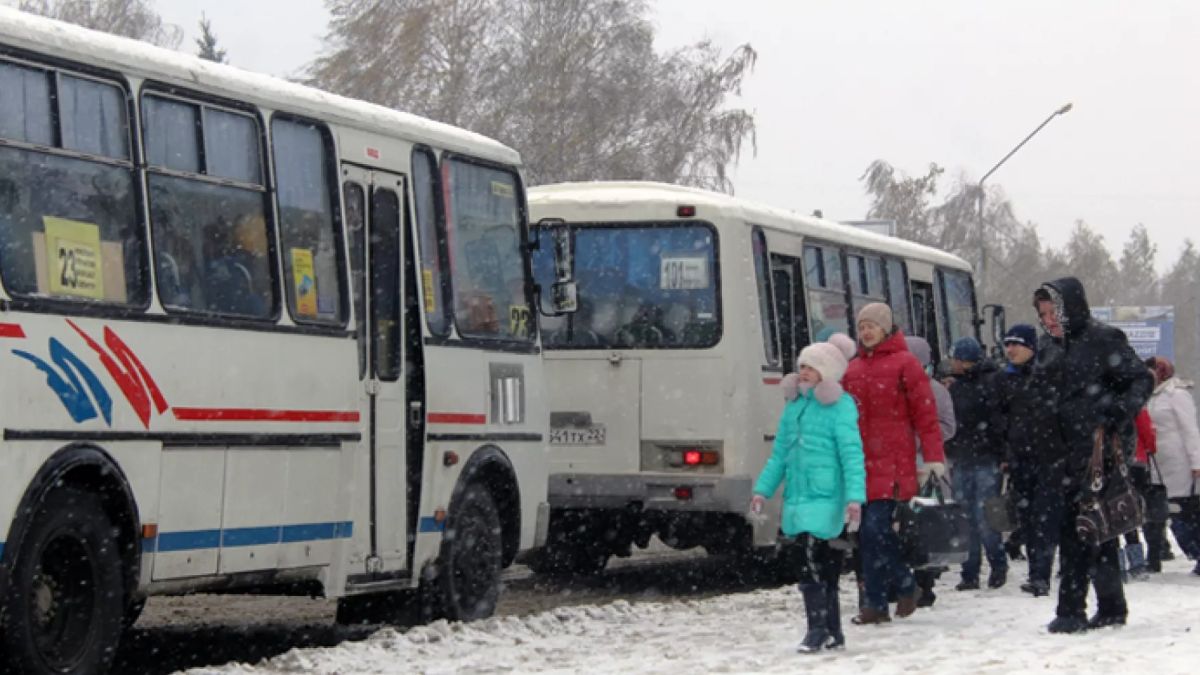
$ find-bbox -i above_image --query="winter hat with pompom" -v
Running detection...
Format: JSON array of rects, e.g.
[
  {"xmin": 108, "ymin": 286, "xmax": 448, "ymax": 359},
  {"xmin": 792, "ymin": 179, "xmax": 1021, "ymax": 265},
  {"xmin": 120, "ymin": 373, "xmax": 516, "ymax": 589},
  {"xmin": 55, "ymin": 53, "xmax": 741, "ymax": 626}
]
[
  {"xmin": 826, "ymin": 333, "xmax": 857, "ymax": 361},
  {"xmin": 797, "ymin": 342, "xmax": 850, "ymax": 384},
  {"xmin": 856, "ymin": 302, "xmax": 893, "ymax": 332}
]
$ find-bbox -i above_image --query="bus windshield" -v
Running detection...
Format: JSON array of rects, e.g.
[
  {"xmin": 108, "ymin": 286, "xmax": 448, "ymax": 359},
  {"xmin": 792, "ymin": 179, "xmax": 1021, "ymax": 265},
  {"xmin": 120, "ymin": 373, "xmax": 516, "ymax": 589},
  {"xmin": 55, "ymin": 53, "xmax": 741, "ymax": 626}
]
[
  {"xmin": 535, "ymin": 223, "xmax": 720, "ymax": 349},
  {"xmin": 444, "ymin": 159, "xmax": 532, "ymax": 340}
]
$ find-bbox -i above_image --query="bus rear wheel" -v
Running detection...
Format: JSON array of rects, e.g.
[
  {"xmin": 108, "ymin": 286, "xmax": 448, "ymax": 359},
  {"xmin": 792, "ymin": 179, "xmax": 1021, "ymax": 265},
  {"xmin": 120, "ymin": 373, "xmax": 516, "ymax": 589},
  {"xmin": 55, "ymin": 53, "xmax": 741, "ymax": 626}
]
[
  {"xmin": 2, "ymin": 487, "xmax": 125, "ymax": 675},
  {"xmin": 435, "ymin": 483, "xmax": 502, "ymax": 622}
]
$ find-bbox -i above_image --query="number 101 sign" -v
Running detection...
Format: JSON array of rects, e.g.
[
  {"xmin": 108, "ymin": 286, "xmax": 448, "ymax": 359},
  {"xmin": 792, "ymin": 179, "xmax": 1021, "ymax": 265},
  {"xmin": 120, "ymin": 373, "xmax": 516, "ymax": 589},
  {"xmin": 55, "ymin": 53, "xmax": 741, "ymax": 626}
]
[{"xmin": 659, "ymin": 255, "xmax": 708, "ymax": 290}]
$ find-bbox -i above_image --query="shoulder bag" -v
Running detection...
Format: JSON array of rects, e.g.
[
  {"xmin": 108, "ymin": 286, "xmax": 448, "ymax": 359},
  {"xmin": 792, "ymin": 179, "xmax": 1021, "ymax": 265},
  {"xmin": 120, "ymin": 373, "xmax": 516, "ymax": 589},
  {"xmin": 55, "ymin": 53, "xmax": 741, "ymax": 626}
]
[{"xmin": 1076, "ymin": 427, "xmax": 1145, "ymax": 546}]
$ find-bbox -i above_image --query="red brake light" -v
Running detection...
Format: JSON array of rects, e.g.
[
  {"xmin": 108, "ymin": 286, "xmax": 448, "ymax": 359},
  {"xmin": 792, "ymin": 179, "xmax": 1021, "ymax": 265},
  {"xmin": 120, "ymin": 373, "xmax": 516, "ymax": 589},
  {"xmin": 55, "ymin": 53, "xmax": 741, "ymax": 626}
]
[
  {"xmin": 683, "ymin": 450, "xmax": 702, "ymax": 465},
  {"xmin": 674, "ymin": 486, "xmax": 693, "ymax": 500},
  {"xmin": 700, "ymin": 451, "xmax": 719, "ymax": 465},
  {"xmin": 677, "ymin": 205, "xmax": 696, "ymax": 217}
]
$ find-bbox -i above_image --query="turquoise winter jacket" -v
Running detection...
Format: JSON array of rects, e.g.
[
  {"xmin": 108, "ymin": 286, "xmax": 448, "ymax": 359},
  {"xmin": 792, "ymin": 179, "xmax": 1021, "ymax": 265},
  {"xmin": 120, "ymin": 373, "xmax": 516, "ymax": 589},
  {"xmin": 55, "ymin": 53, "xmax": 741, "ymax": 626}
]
[{"xmin": 753, "ymin": 388, "xmax": 867, "ymax": 540}]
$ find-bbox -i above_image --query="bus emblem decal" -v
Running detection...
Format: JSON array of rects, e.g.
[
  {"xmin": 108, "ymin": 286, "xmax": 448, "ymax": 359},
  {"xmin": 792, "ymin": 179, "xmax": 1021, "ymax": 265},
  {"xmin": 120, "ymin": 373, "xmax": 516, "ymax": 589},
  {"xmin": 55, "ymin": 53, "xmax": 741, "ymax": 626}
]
[
  {"xmin": 13, "ymin": 338, "xmax": 113, "ymax": 425},
  {"xmin": 66, "ymin": 320, "xmax": 169, "ymax": 429}
]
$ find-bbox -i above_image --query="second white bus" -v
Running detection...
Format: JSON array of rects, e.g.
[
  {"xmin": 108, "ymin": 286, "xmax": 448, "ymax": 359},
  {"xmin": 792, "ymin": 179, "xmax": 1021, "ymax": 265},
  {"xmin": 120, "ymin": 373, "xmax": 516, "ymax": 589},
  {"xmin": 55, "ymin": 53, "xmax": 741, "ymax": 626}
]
[{"xmin": 528, "ymin": 181, "xmax": 979, "ymax": 573}]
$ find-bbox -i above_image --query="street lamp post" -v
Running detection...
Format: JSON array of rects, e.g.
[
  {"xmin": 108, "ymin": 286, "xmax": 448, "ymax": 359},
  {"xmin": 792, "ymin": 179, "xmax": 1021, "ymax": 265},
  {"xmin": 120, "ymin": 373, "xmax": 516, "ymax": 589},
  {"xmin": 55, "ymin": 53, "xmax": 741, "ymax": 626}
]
[{"xmin": 976, "ymin": 102, "xmax": 1073, "ymax": 292}]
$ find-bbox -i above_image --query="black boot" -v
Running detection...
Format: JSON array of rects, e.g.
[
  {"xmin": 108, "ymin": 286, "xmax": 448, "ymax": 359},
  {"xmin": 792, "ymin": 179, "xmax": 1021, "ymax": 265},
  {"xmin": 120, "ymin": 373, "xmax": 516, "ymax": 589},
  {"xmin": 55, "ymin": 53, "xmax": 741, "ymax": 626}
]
[
  {"xmin": 798, "ymin": 584, "xmax": 830, "ymax": 654},
  {"xmin": 825, "ymin": 580, "xmax": 844, "ymax": 650}
]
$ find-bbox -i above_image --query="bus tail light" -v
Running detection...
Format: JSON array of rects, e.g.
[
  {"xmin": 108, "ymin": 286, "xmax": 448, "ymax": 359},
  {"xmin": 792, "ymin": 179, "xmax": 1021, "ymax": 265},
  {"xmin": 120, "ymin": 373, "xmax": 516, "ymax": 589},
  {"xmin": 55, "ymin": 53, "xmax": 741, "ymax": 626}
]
[
  {"xmin": 667, "ymin": 447, "xmax": 721, "ymax": 467},
  {"xmin": 677, "ymin": 205, "xmax": 696, "ymax": 217},
  {"xmin": 674, "ymin": 486, "xmax": 693, "ymax": 500}
]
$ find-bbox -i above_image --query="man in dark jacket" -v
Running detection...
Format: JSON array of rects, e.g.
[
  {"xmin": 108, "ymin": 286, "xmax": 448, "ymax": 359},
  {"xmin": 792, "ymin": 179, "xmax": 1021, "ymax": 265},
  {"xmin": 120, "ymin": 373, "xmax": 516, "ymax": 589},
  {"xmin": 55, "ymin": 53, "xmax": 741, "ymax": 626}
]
[
  {"xmin": 995, "ymin": 323, "xmax": 1067, "ymax": 597},
  {"xmin": 1033, "ymin": 277, "xmax": 1154, "ymax": 633},
  {"xmin": 945, "ymin": 336, "xmax": 1009, "ymax": 590}
]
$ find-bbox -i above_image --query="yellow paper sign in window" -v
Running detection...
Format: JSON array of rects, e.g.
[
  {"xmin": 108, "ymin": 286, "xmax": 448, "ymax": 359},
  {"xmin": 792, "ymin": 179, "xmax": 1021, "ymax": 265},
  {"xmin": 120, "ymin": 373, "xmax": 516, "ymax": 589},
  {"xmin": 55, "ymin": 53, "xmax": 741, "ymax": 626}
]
[
  {"xmin": 291, "ymin": 248, "xmax": 318, "ymax": 318},
  {"xmin": 44, "ymin": 216, "xmax": 105, "ymax": 300},
  {"xmin": 422, "ymin": 267, "xmax": 437, "ymax": 313}
]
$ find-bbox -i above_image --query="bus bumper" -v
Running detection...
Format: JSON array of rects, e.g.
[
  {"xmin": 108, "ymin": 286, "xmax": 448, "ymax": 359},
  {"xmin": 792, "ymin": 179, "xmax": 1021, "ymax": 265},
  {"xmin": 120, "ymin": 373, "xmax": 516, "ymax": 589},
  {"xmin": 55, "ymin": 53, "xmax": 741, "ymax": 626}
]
[{"xmin": 547, "ymin": 473, "xmax": 752, "ymax": 512}]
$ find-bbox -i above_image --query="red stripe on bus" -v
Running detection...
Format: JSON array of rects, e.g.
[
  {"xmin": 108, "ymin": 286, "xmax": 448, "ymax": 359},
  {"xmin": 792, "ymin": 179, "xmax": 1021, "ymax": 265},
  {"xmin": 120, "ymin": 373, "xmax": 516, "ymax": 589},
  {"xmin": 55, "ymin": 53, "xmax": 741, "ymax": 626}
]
[
  {"xmin": 762, "ymin": 377, "xmax": 782, "ymax": 385},
  {"xmin": 0, "ymin": 323, "xmax": 26, "ymax": 338},
  {"xmin": 427, "ymin": 412, "xmax": 487, "ymax": 425},
  {"xmin": 172, "ymin": 407, "xmax": 360, "ymax": 422}
]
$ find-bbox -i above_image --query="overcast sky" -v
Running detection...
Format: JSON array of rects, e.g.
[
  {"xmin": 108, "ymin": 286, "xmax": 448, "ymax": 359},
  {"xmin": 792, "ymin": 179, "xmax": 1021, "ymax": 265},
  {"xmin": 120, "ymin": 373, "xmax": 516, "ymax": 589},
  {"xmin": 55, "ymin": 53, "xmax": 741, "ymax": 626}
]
[{"xmin": 150, "ymin": 1, "xmax": 1199, "ymax": 273}]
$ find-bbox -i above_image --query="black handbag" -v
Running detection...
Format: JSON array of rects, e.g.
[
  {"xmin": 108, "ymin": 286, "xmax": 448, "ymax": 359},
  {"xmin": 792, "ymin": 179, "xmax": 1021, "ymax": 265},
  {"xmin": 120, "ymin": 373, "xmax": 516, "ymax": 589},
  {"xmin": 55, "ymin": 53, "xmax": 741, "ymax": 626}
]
[
  {"xmin": 898, "ymin": 476, "xmax": 971, "ymax": 569},
  {"xmin": 1144, "ymin": 455, "xmax": 1171, "ymax": 523},
  {"xmin": 1076, "ymin": 428, "xmax": 1146, "ymax": 546},
  {"xmin": 984, "ymin": 474, "xmax": 1017, "ymax": 533}
]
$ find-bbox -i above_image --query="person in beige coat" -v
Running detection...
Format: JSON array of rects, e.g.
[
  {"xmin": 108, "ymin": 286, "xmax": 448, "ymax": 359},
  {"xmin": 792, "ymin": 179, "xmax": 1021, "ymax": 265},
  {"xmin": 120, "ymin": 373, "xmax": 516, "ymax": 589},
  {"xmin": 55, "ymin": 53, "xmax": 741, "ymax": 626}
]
[{"xmin": 1145, "ymin": 356, "xmax": 1200, "ymax": 575}]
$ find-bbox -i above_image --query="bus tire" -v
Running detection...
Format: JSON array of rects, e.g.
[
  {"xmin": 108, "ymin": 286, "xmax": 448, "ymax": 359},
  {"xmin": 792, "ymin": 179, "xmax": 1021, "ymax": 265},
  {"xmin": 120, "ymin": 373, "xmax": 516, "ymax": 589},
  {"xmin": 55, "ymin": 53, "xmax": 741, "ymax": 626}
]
[
  {"xmin": 2, "ymin": 487, "xmax": 125, "ymax": 675},
  {"xmin": 435, "ymin": 483, "xmax": 501, "ymax": 622}
]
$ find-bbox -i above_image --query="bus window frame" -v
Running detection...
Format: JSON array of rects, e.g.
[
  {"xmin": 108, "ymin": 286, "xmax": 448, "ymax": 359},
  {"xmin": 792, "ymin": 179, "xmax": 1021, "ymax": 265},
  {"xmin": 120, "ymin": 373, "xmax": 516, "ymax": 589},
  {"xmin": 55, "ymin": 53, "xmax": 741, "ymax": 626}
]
[
  {"xmin": 269, "ymin": 112, "xmax": 350, "ymax": 329},
  {"xmin": 936, "ymin": 267, "xmax": 980, "ymax": 345},
  {"xmin": 438, "ymin": 151, "xmax": 537, "ymax": 345},
  {"xmin": 140, "ymin": 83, "xmax": 281, "ymax": 323},
  {"xmin": 751, "ymin": 226, "xmax": 780, "ymax": 367},
  {"xmin": 0, "ymin": 53, "xmax": 152, "ymax": 313},
  {"xmin": 411, "ymin": 144, "xmax": 452, "ymax": 338},
  {"xmin": 802, "ymin": 240, "xmax": 855, "ymax": 340},
  {"xmin": 884, "ymin": 257, "xmax": 913, "ymax": 335},
  {"xmin": 535, "ymin": 220, "xmax": 724, "ymax": 352}
]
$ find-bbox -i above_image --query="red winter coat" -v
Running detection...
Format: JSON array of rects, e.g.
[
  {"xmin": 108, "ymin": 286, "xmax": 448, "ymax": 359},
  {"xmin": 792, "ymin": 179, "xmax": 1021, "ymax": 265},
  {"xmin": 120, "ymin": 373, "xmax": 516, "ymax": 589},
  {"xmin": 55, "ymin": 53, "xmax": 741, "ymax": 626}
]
[
  {"xmin": 1134, "ymin": 407, "xmax": 1156, "ymax": 465},
  {"xmin": 843, "ymin": 329, "xmax": 946, "ymax": 501}
]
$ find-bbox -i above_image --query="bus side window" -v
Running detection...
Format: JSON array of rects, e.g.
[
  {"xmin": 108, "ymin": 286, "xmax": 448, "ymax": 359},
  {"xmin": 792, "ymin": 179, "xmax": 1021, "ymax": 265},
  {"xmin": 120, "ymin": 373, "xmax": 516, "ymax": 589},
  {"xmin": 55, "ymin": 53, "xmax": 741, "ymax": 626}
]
[
  {"xmin": 885, "ymin": 258, "xmax": 912, "ymax": 334},
  {"xmin": 344, "ymin": 182, "xmax": 367, "ymax": 378},
  {"xmin": 0, "ymin": 61, "xmax": 146, "ymax": 307},
  {"xmin": 803, "ymin": 243, "xmax": 850, "ymax": 341},
  {"xmin": 145, "ymin": 94, "xmax": 274, "ymax": 319},
  {"xmin": 412, "ymin": 148, "xmax": 450, "ymax": 336},
  {"xmin": 272, "ymin": 117, "xmax": 346, "ymax": 326},
  {"xmin": 751, "ymin": 227, "xmax": 779, "ymax": 366}
]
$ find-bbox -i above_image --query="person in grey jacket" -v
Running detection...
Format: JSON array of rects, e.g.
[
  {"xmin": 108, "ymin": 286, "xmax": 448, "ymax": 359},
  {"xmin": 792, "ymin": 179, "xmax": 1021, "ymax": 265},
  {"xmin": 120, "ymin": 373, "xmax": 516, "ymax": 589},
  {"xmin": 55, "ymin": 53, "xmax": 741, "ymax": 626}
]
[{"xmin": 906, "ymin": 335, "xmax": 956, "ymax": 607}]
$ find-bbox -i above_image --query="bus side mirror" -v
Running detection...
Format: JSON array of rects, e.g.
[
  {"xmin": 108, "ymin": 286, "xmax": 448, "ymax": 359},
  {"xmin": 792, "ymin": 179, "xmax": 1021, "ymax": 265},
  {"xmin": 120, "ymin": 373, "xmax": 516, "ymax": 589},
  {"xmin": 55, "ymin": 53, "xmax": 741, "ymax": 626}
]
[
  {"xmin": 550, "ymin": 280, "xmax": 578, "ymax": 314},
  {"xmin": 983, "ymin": 303, "xmax": 1006, "ymax": 358},
  {"xmin": 533, "ymin": 218, "xmax": 578, "ymax": 316}
]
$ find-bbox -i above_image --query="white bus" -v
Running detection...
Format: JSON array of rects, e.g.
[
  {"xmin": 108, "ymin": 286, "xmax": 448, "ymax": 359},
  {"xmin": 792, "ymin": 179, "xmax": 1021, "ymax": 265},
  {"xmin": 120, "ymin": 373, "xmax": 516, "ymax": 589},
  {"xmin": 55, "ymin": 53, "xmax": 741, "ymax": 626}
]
[
  {"xmin": 528, "ymin": 181, "xmax": 979, "ymax": 574},
  {"xmin": 0, "ymin": 10, "xmax": 569, "ymax": 673}
]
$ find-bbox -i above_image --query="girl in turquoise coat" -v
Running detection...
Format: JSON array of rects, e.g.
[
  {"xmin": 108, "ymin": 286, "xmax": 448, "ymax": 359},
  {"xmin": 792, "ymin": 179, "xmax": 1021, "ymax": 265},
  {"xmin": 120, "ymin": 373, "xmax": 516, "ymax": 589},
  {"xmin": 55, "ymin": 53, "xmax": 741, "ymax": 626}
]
[{"xmin": 751, "ymin": 342, "xmax": 866, "ymax": 653}]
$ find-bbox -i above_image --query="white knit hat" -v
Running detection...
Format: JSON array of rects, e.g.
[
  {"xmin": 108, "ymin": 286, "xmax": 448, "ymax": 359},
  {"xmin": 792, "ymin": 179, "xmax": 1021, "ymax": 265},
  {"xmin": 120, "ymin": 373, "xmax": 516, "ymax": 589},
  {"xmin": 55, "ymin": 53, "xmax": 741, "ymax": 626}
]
[
  {"xmin": 826, "ymin": 333, "xmax": 857, "ymax": 361},
  {"xmin": 797, "ymin": 342, "xmax": 849, "ymax": 383}
]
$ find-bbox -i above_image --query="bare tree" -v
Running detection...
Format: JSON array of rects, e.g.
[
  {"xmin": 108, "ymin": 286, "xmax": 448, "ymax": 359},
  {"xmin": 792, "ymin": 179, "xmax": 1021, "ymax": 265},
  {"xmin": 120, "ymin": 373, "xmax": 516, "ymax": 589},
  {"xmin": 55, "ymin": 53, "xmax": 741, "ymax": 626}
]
[
  {"xmin": 19, "ymin": 0, "xmax": 183, "ymax": 48},
  {"xmin": 307, "ymin": 0, "xmax": 756, "ymax": 191},
  {"xmin": 195, "ymin": 13, "xmax": 228, "ymax": 63}
]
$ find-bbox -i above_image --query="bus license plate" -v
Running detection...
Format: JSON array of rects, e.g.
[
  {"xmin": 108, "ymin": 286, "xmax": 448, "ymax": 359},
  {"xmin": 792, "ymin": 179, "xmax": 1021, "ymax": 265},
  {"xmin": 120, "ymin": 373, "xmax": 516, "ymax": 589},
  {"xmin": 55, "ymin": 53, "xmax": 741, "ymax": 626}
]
[{"xmin": 550, "ymin": 425, "xmax": 606, "ymax": 445}]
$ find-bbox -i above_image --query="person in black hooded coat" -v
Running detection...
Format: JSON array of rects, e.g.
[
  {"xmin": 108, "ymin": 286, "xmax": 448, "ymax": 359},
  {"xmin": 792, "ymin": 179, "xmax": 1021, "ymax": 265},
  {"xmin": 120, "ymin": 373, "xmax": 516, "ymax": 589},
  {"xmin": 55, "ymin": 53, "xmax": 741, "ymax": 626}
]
[
  {"xmin": 995, "ymin": 323, "xmax": 1068, "ymax": 597},
  {"xmin": 1033, "ymin": 277, "xmax": 1154, "ymax": 634}
]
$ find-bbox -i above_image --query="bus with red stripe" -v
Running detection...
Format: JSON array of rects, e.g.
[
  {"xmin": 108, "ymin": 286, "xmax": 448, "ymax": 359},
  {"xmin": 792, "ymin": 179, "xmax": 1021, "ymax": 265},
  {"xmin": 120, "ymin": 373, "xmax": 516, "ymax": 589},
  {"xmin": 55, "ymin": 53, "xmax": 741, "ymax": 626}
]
[{"xmin": 0, "ymin": 10, "xmax": 573, "ymax": 673}]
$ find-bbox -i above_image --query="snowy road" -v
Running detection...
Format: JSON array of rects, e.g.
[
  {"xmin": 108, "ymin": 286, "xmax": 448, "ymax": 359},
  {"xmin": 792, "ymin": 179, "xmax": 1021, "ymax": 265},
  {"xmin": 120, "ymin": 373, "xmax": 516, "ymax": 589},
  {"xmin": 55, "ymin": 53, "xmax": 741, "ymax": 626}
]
[{"xmin": 177, "ymin": 558, "xmax": 1200, "ymax": 674}]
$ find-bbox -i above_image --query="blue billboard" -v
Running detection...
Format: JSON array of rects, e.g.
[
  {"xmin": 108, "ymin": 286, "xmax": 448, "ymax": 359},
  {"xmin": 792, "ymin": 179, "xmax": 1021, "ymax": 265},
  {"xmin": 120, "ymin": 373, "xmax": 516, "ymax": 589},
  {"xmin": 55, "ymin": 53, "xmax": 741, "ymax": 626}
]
[{"xmin": 1091, "ymin": 306, "xmax": 1174, "ymax": 361}]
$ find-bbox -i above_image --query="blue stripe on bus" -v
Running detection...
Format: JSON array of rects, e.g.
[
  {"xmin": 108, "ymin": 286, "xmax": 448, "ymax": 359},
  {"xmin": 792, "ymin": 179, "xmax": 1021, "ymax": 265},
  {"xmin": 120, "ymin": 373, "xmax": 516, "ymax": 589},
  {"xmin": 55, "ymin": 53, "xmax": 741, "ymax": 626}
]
[
  {"xmin": 150, "ymin": 521, "xmax": 354, "ymax": 552},
  {"xmin": 418, "ymin": 516, "xmax": 445, "ymax": 533}
]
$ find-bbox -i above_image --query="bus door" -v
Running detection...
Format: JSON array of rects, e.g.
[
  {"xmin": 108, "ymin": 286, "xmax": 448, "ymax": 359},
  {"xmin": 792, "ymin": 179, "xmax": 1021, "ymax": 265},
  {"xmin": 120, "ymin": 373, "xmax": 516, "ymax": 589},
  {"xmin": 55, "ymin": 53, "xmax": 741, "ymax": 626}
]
[
  {"xmin": 770, "ymin": 253, "xmax": 810, "ymax": 373},
  {"xmin": 344, "ymin": 167, "xmax": 411, "ymax": 573}
]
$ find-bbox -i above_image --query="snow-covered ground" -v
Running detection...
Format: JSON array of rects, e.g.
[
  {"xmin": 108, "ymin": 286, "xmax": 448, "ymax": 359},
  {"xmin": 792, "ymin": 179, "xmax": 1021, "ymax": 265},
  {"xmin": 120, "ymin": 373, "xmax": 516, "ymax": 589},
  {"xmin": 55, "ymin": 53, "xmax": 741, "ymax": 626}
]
[{"xmin": 186, "ymin": 558, "xmax": 1200, "ymax": 674}]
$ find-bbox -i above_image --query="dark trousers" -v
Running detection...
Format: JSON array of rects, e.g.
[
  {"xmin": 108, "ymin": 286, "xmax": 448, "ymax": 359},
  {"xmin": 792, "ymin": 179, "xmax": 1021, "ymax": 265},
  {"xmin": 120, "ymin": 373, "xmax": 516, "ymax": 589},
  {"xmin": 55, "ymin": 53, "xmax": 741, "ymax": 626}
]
[
  {"xmin": 1017, "ymin": 460, "xmax": 1066, "ymax": 584},
  {"xmin": 1057, "ymin": 493, "xmax": 1127, "ymax": 619},
  {"xmin": 1169, "ymin": 497, "xmax": 1200, "ymax": 559},
  {"xmin": 861, "ymin": 499, "xmax": 914, "ymax": 611},
  {"xmin": 783, "ymin": 532, "xmax": 845, "ymax": 589}
]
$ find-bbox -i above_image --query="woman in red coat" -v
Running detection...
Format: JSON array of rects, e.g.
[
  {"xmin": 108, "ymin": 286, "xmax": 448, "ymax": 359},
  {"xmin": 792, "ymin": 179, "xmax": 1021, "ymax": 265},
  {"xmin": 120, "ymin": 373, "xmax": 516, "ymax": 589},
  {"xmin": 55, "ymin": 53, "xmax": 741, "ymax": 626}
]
[{"xmin": 843, "ymin": 303, "xmax": 947, "ymax": 624}]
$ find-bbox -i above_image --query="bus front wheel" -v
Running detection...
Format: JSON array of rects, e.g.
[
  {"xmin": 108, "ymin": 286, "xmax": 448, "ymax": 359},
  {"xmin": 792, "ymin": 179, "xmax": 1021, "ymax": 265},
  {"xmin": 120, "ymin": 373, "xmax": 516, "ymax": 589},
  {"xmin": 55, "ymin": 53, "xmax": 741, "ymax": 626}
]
[
  {"xmin": 435, "ymin": 483, "xmax": 502, "ymax": 622},
  {"xmin": 2, "ymin": 487, "xmax": 125, "ymax": 675}
]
